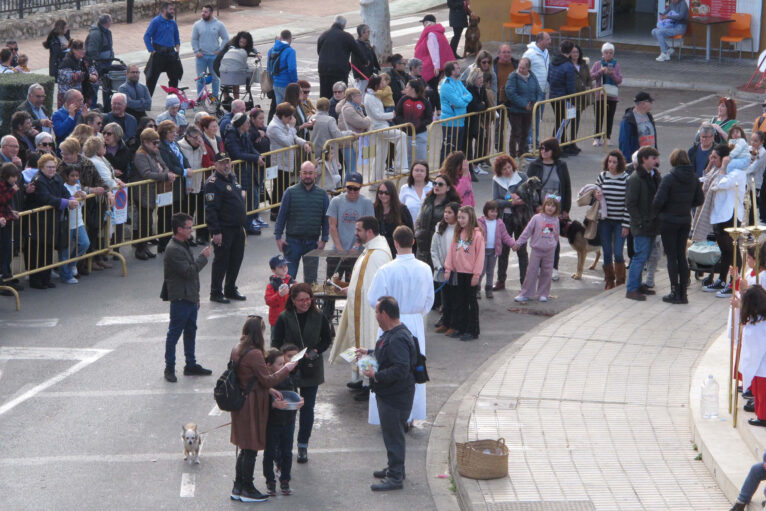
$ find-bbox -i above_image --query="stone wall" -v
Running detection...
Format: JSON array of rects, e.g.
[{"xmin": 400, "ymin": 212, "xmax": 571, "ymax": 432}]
[{"xmin": 0, "ymin": 0, "xmax": 203, "ymax": 41}]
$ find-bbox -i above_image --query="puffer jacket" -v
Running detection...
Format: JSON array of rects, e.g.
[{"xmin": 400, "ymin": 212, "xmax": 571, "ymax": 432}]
[
  {"xmin": 652, "ymin": 164, "xmax": 704, "ymax": 225},
  {"xmin": 505, "ymin": 71, "xmax": 544, "ymax": 114},
  {"xmin": 626, "ymin": 166, "xmax": 661, "ymax": 236},
  {"xmin": 547, "ymin": 53, "xmax": 575, "ymax": 99}
]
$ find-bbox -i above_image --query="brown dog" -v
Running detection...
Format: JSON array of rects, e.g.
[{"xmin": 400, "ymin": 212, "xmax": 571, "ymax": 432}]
[
  {"xmin": 562, "ymin": 220, "xmax": 601, "ymax": 279},
  {"xmin": 463, "ymin": 15, "xmax": 482, "ymax": 57}
]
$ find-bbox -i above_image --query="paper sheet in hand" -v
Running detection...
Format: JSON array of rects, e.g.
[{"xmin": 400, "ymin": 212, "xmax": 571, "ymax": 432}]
[
  {"xmin": 339, "ymin": 347, "xmax": 357, "ymax": 363},
  {"xmin": 156, "ymin": 191, "xmax": 173, "ymax": 208},
  {"xmin": 291, "ymin": 347, "xmax": 307, "ymax": 361}
]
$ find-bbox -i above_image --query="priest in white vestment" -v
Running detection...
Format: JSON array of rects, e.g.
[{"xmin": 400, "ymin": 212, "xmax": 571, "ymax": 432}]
[{"xmin": 367, "ymin": 225, "xmax": 434, "ymax": 425}]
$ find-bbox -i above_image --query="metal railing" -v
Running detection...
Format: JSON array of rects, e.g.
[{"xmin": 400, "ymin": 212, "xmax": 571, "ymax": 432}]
[{"xmin": 0, "ymin": 0, "xmax": 115, "ymax": 18}]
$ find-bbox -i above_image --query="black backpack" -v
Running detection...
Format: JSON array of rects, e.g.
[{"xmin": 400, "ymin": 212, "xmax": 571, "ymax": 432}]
[
  {"xmin": 268, "ymin": 46, "xmax": 287, "ymax": 77},
  {"xmin": 214, "ymin": 349, "xmax": 256, "ymax": 412},
  {"xmin": 412, "ymin": 336, "xmax": 429, "ymax": 384}
]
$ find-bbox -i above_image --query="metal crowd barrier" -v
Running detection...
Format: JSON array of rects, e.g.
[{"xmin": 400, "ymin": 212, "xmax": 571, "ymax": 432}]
[
  {"xmin": 520, "ymin": 87, "xmax": 608, "ymax": 161},
  {"xmin": 318, "ymin": 123, "xmax": 417, "ymax": 191},
  {"xmin": 426, "ymin": 105, "xmax": 510, "ymax": 174}
]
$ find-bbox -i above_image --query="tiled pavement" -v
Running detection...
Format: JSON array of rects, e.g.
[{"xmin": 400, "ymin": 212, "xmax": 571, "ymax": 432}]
[{"xmin": 452, "ymin": 281, "xmax": 734, "ymax": 510}]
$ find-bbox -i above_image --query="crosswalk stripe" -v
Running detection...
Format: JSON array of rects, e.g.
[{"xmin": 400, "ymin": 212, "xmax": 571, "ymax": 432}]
[{"xmin": 97, "ymin": 313, "xmax": 168, "ymax": 326}]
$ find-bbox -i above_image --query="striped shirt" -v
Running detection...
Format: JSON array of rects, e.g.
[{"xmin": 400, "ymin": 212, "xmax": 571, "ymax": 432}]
[{"xmin": 596, "ymin": 171, "xmax": 630, "ymax": 228}]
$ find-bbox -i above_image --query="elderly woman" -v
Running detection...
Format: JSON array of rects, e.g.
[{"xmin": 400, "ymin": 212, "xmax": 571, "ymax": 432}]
[
  {"xmin": 71, "ymin": 124, "xmax": 94, "ymax": 148},
  {"xmin": 460, "ymin": 50, "xmax": 498, "ymax": 100},
  {"xmin": 157, "ymin": 120, "xmax": 190, "ymax": 251},
  {"xmin": 329, "ymin": 81, "xmax": 346, "ymax": 121},
  {"xmin": 35, "ymin": 132, "xmax": 55, "ymax": 154},
  {"xmin": 266, "ymin": 102, "xmax": 312, "ymax": 213},
  {"xmin": 505, "ymin": 57, "xmax": 543, "ymax": 157},
  {"xmin": 132, "ymin": 127, "xmax": 176, "ymax": 260},
  {"xmin": 84, "ymin": 133, "xmax": 127, "ymax": 252},
  {"xmin": 364, "ymin": 75, "xmax": 408, "ymax": 187},
  {"xmin": 103, "ymin": 122, "xmax": 131, "ymax": 181},
  {"xmin": 26, "ymin": 153, "xmax": 76, "ymax": 289},
  {"xmin": 178, "ymin": 126, "xmax": 207, "ymax": 244},
  {"xmin": 337, "ymin": 87, "xmax": 371, "ymax": 176},
  {"xmin": 590, "ymin": 42, "xmax": 623, "ymax": 147},
  {"xmin": 311, "ymin": 97, "xmax": 354, "ymax": 189},
  {"xmin": 56, "ymin": 39, "xmax": 97, "ymax": 108},
  {"xmin": 156, "ymin": 95, "xmax": 189, "ymax": 138},
  {"xmin": 200, "ymin": 115, "xmax": 224, "ymax": 168},
  {"xmin": 271, "ymin": 283, "xmax": 333, "ymax": 465},
  {"xmin": 57, "ymin": 137, "xmax": 114, "ymax": 270}
]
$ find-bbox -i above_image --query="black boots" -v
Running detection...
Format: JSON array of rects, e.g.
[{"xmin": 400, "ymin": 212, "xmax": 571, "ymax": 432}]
[
  {"xmin": 233, "ymin": 450, "xmax": 268, "ymax": 502},
  {"xmin": 662, "ymin": 284, "xmax": 688, "ymax": 304}
]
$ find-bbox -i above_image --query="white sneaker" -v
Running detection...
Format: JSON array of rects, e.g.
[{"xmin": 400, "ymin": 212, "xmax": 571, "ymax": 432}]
[
  {"xmin": 63, "ymin": 277, "xmax": 78, "ymax": 284},
  {"xmin": 666, "ymin": 48, "xmax": 675, "ymax": 57},
  {"xmin": 539, "ymin": 296, "xmax": 548, "ymax": 302},
  {"xmin": 592, "ymin": 139, "xmax": 602, "ymax": 147},
  {"xmin": 514, "ymin": 295, "xmax": 528, "ymax": 303},
  {"xmin": 655, "ymin": 53, "xmax": 670, "ymax": 62},
  {"xmin": 606, "ymin": 138, "xmax": 613, "ymax": 146},
  {"xmin": 552, "ymin": 269, "xmax": 560, "ymax": 281},
  {"xmin": 475, "ymin": 167, "xmax": 489, "ymax": 176}
]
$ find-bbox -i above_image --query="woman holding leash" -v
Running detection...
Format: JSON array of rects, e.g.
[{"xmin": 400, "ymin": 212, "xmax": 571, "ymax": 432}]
[{"xmin": 230, "ymin": 315, "xmax": 298, "ymax": 503}]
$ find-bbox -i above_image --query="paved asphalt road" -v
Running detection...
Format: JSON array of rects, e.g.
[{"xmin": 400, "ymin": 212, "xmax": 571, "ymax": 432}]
[{"xmin": 0, "ymin": 7, "xmax": 740, "ymax": 510}]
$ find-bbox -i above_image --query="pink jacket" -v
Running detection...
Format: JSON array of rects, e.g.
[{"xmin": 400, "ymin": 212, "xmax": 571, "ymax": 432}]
[
  {"xmin": 414, "ymin": 23, "xmax": 454, "ymax": 83},
  {"xmin": 514, "ymin": 213, "xmax": 559, "ymax": 253},
  {"xmin": 478, "ymin": 216, "xmax": 515, "ymax": 256},
  {"xmin": 445, "ymin": 227, "xmax": 485, "ymax": 278},
  {"xmin": 456, "ymin": 174, "xmax": 475, "ymax": 206}
]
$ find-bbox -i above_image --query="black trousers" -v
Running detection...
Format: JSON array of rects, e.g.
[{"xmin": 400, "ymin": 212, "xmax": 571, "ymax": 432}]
[
  {"xmin": 714, "ymin": 216, "xmax": 740, "ymax": 282},
  {"xmin": 377, "ymin": 397, "xmax": 411, "ymax": 483},
  {"xmin": 319, "ymin": 71, "xmax": 348, "ymax": 100},
  {"xmin": 660, "ymin": 221, "xmax": 690, "ymax": 287},
  {"xmin": 211, "ymin": 226, "xmax": 245, "ymax": 296},
  {"xmin": 235, "ymin": 449, "xmax": 257, "ymax": 486},
  {"xmin": 449, "ymin": 27, "xmax": 464, "ymax": 57},
  {"xmin": 439, "ymin": 282, "xmax": 460, "ymax": 330},
  {"xmin": 454, "ymin": 272, "xmax": 480, "ymax": 336},
  {"xmin": 146, "ymin": 50, "xmax": 182, "ymax": 97},
  {"xmin": 497, "ymin": 213, "xmax": 528, "ymax": 284},
  {"xmin": 595, "ymin": 99, "xmax": 618, "ymax": 139},
  {"xmin": 509, "ymin": 112, "xmax": 532, "ymax": 157}
]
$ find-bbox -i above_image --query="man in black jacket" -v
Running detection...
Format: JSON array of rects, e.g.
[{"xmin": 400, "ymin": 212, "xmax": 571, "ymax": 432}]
[
  {"xmin": 163, "ymin": 212, "xmax": 212, "ymax": 382},
  {"xmin": 317, "ymin": 16, "xmax": 366, "ymax": 99},
  {"xmin": 357, "ymin": 296, "xmax": 416, "ymax": 492},
  {"xmin": 351, "ymin": 24, "xmax": 379, "ymax": 92}
]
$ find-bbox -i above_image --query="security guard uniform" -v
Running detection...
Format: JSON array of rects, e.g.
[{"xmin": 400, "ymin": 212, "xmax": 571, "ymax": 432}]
[{"xmin": 204, "ymin": 162, "xmax": 247, "ymax": 302}]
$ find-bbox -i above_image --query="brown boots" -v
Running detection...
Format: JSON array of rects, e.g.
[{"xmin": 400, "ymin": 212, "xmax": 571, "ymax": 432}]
[
  {"xmin": 603, "ymin": 264, "xmax": 615, "ymax": 290},
  {"xmin": 614, "ymin": 262, "xmax": 626, "ymax": 286}
]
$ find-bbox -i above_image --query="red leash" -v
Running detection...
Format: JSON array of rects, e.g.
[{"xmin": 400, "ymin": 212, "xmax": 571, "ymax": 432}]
[{"xmin": 349, "ymin": 62, "xmax": 369, "ymax": 81}]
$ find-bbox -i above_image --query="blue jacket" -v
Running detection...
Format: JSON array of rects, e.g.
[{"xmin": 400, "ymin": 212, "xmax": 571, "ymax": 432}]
[
  {"xmin": 547, "ymin": 54, "xmax": 575, "ymax": 99},
  {"xmin": 267, "ymin": 39, "xmax": 297, "ymax": 88},
  {"xmin": 223, "ymin": 125, "xmax": 260, "ymax": 190},
  {"xmin": 118, "ymin": 80, "xmax": 152, "ymax": 114},
  {"xmin": 504, "ymin": 71, "xmax": 544, "ymax": 114},
  {"xmin": 439, "ymin": 77, "xmax": 472, "ymax": 127},
  {"xmin": 102, "ymin": 112, "xmax": 137, "ymax": 142},
  {"xmin": 618, "ymin": 107, "xmax": 657, "ymax": 163},
  {"xmin": 143, "ymin": 15, "xmax": 180, "ymax": 51},
  {"xmin": 52, "ymin": 107, "xmax": 82, "ymax": 145},
  {"xmin": 219, "ymin": 112, "xmax": 234, "ymax": 137}
]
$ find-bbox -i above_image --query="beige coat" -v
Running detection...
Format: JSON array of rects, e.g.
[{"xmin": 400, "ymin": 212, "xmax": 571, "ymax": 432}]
[
  {"xmin": 337, "ymin": 98, "xmax": 372, "ymax": 134},
  {"xmin": 131, "ymin": 146, "xmax": 173, "ymax": 207}
]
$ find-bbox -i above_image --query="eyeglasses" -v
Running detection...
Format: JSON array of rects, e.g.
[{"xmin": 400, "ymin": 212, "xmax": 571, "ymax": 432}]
[
  {"xmin": 480, "ymin": 60, "xmax": 490, "ymax": 64},
  {"xmin": 377, "ymin": 190, "xmax": 389, "ymax": 195},
  {"xmin": 9, "ymin": 47, "xmax": 18, "ymax": 52},
  {"xmin": 346, "ymin": 185, "xmax": 360, "ymax": 191},
  {"xmin": 433, "ymin": 181, "xmax": 446, "ymax": 187},
  {"xmin": 39, "ymin": 142, "xmax": 53, "ymax": 147},
  {"xmin": 103, "ymin": 131, "xmax": 114, "ymax": 136},
  {"xmin": 147, "ymin": 140, "xmax": 159, "ymax": 145},
  {"xmin": 333, "ymin": 90, "xmax": 344, "ymax": 94},
  {"xmin": 539, "ymin": 146, "xmax": 550, "ymax": 152}
]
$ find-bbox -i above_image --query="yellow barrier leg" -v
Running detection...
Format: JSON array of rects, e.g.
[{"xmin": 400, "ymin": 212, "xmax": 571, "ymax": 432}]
[
  {"xmin": 0, "ymin": 285, "xmax": 20, "ymax": 311},
  {"xmin": 108, "ymin": 250, "xmax": 128, "ymax": 277}
]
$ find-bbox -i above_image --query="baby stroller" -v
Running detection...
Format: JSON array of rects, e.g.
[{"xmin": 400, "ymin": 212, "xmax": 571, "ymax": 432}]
[
  {"xmin": 688, "ymin": 236, "xmax": 721, "ymax": 282},
  {"xmin": 102, "ymin": 57, "xmax": 127, "ymax": 96},
  {"xmin": 219, "ymin": 49, "xmax": 262, "ymax": 112}
]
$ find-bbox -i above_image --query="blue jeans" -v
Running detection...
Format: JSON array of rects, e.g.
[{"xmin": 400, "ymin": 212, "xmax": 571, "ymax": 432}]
[
  {"xmin": 297, "ymin": 385, "xmax": 318, "ymax": 447},
  {"xmin": 263, "ymin": 420, "xmax": 295, "ymax": 482},
  {"xmin": 343, "ymin": 145, "xmax": 357, "ymax": 176},
  {"xmin": 598, "ymin": 219, "xmax": 626, "ymax": 265},
  {"xmin": 284, "ymin": 237, "xmax": 318, "ymax": 283},
  {"xmin": 627, "ymin": 235, "xmax": 654, "ymax": 292},
  {"xmin": 165, "ymin": 300, "xmax": 198, "ymax": 369},
  {"xmin": 195, "ymin": 54, "xmax": 219, "ymax": 99},
  {"xmin": 408, "ymin": 131, "xmax": 428, "ymax": 164},
  {"xmin": 273, "ymin": 85, "xmax": 286, "ymax": 105},
  {"xmin": 651, "ymin": 23, "xmax": 686, "ymax": 53},
  {"xmin": 527, "ymin": 102, "xmax": 545, "ymax": 149},
  {"xmin": 58, "ymin": 225, "xmax": 90, "ymax": 280},
  {"xmin": 737, "ymin": 458, "xmax": 766, "ymax": 504}
]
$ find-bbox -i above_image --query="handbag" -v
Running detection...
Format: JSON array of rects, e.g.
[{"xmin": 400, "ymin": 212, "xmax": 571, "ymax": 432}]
[
  {"xmin": 160, "ymin": 280, "xmax": 168, "ymax": 301},
  {"xmin": 603, "ymin": 83, "xmax": 619, "ymax": 97},
  {"xmin": 412, "ymin": 336, "xmax": 429, "ymax": 384}
]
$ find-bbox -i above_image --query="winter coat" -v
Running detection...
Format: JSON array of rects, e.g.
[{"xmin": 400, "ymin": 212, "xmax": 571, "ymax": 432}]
[
  {"xmin": 414, "ymin": 23, "xmax": 454, "ymax": 83},
  {"xmin": 266, "ymin": 116, "xmax": 307, "ymax": 171},
  {"xmin": 158, "ymin": 140, "xmax": 189, "ymax": 201},
  {"xmin": 415, "ymin": 189, "xmax": 461, "ymax": 268},
  {"xmin": 589, "ymin": 59, "xmax": 622, "ymax": 101},
  {"xmin": 387, "ymin": 69, "xmax": 411, "ymax": 104},
  {"xmin": 504, "ymin": 71, "xmax": 543, "ymax": 113},
  {"xmin": 337, "ymin": 99, "xmax": 371, "ymax": 133},
  {"xmin": 272, "ymin": 308, "xmax": 333, "ymax": 387},
  {"xmin": 267, "ymin": 38, "xmax": 298, "ymax": 87},
  {"xmin": 439, "ymin": 77, "xmax": 472, "ymax": 127},
  {"xmin": 317, "ymin": 24, "xmax": 364, "ymax": 76},
  {"xmin": 57, "ymin": 52, "xmax": 97, "ymax": 107},
  {"xmin": 626, "ymin": 166, "xmax": 661, "ymax": 236},
  {"xmin": 118, "ymin": 80, "xmax": 152, "ymax": 115},
  {"xmin": 223, "ymin": 126, "xmax": 259, "ymax": 190},
  {"xmin": 132, "ymin": 145, "xmax": 174, "ymax": 207},
  {"xmin": 447, "ymin": 0, "xmax": 469, "ymax": 28},
  {"xmin": 86, "ymin": 23, "xmax": 114, "ymax": 70},
  {"xmin": 201, "ymin": 135, "xmax": 224, "ymax": 169},
  {"xmin": 527, "ymin": 158, "xmax": 572, "ymax": 213},
  {"xmin": 521, "ymin": 41, "xmax": 550, "ymax": 94},
  {"xmin": 230, "ymin": 346, "xmax": 289, "ymax": 451},
  {"xmin": 163, "ymin": 236, "xmax": 207, "ymax": 303},
  {"xmin": 547, "ymin": 53, "xmax": 575, "ymax": 99},
  {"xmin": 43, "ymin": 30, "xmax": 70, "ymax": 79},
  {"xmin": 363, "ymin": 91, "xmax": 394, "ymax": 130},
  {"xmin": 466, "ymin": 83, "xmax": 487, "ymax": 138},
  {"xmin": 177, "ymin": 138, "xmax": 206, "ymax": 194},
  {"xmin": 652, "ymin": 164, "xmax": 704, "ymax": 225},
  {"xmin": 105, "ymin": 140, "xmax": 132, "ymax": 182},
  {"xmin": 351, "ymin": 38, "xmax": 380, "ymax": 80},
  {"xmin": 618, "ymin": 107, "xmax": 657, "ymax": 163},
  {"xmin": 264, "ymin": 274, "xmax": 292, "ymax": 326}
]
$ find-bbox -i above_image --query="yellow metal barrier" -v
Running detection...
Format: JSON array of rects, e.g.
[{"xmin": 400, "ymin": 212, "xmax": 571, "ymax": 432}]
[
  {"xmin": 318, "ymin": 123, "xmax": 416, "ymax": 191},
  {"xmin": 520, "ymin": 87, "xmax": 608, "ymax": 161},
  {"xmin": 426, "ymin": 105, "xmax": 510, "ymax": 174}
]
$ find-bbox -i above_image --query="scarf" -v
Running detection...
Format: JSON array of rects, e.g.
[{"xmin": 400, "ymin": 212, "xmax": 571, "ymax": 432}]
[
  {"xmin": 204, "ymin": 134, "xmax": 220, "ymax": 155},
  {"xmin": 168, "ymin": 140, "xmax": 185, "ymax": 169},
  {"xmin": 600, "ymin": 59, "xmax": 617, "ymax": 86}
]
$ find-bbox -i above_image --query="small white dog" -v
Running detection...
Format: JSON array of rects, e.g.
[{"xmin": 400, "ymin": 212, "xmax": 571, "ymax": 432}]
[{"xmin": 182, "ymin": 423, "xmax": 201, "ymax": 465}]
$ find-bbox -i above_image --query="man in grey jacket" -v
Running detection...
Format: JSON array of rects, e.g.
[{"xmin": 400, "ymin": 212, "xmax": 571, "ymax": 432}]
[
  {"xmin": 86, "ymin": 14, "xmax": 114, "ymax": 111},
  {"xmin": 163, "ymin": 212, "xmax": 213, "ymax": 382},
  {"xmin": 192, "ymin": 5, "xmax": 229, "ymax": 100},
  {"xmin": 118, "ymin": 65, "xmax": 152, "ymax": 120}
]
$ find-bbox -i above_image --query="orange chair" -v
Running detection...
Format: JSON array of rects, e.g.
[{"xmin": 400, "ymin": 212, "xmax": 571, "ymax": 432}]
[
  {"xmin": 719, "ymin": 13, "xmax": 754, "ymax": 64},
  {"xmin": 531, "ymin": 11, "xmax": 557, "ymax": 39},
  {"xmin": 502, "ymin": 1, "xmax": 533, "ymax": 44},
  {"xmin": 668, "ymin": 23, "xmax": 695, "ymax": 61},
  {"xmin": 558, "ymin": 2, "xmax": 591, "ymax": 48}
]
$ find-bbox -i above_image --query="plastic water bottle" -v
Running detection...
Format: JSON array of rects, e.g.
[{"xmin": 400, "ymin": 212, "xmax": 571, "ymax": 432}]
[{"xmin": 700, "ymin": 374, "xmax": 719, "ymax": 419}]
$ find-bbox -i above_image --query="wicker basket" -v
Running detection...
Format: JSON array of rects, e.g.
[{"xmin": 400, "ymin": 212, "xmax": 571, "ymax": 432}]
[{"xmin": 455, "ymin": 438, "xmax": 508, "ymax": 480}]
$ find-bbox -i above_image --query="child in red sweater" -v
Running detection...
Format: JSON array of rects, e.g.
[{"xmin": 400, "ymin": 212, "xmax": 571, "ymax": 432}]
[
  {"xmin": 444, "ymin": 206, "xmax": 485, "ymax": 341},
  {"xmin": 0, "ymin": 163, "xmax": 20, "ymax": 285},
  {"xmin": 264, "ymin": 255, "xmax": 292, "ymax": 339}
]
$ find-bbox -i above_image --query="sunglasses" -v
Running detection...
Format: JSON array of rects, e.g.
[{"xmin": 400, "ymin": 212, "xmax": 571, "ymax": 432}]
[
  {"xmin": 103, "ymin": 131, "xmax": 114, "ymax": 136},
  {"xmin": 39, "ymin": 142, "xmax": 53, "ymax": 147},
  {"xmin": 377, "ymin": 190, "xmax": 389, "ymax": 195},
  {"xmin": 346, "ymin": 185, "xmax": 360, "ymax": 191},
  {"xmin": 9, "ymin": 47, "xmax": 17, "ymax": 52},
  {"xmin": 302, "ymin": 90, "xmax": 310, "ymax": 94},
  {"xmin": 539, "ymin": 146, "xmax": 550, "ymax": 151},
  {"xmin": 148, "ymin": 140, "xmax": 159, "ymax": 145},
  {"xmin": 480, "ymin": 60, "xmax": 490, "ymax": 64},
  {"xmin": 433, "ymin": 181, "xmax": 446, "ymax": 187}
]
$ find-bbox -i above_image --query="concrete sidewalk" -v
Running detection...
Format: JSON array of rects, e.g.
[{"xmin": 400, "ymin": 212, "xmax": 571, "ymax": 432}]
[{"xmin": 445, "ymin": 280, "xmax": 734, "ymax": 510}]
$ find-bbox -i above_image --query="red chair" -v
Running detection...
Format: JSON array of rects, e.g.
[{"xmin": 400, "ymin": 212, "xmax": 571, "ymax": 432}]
[
  {"xmin": 502, "ymin": 1, "xmax": 533, "ymax": 44},
  {"xmin": 558, "ymin": 2, "xmax": 591, "ymax": 48},
  {"xmin": 719, "ymin": 13, "xmax": 754, "ymax": 64},
  {"xmin": 668, "ymin": 23, "xmax": 694, "ymax": 61}
]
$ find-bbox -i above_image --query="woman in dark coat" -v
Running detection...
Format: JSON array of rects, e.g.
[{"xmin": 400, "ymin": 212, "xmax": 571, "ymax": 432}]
[
  {"xmin": 230, "ymin": 315, "xmax": 297, "ymax": 503},
  {"xmin": 42, "ymin": 19, "xmax": 71, "ymax": 81},
  {"xmin": 271, "ymin": 283, "xmax": 333, "ymax": 464},
  {"xmin": 415, "ymin": 173, "xmax": 461, "ymax": 269},
  {"xmin": 447, "ymin": 0, "xmax": 469, "ymax": 58},
  {"xmin": 527, "ymin": 137, "xmax": 572, "ymax": 281},
  {"xmin": 465, "ymin": 67, "xmax": 488, "ymax": 163},
  {"xmin": 374, "ymin": 179, "xmax": 413, "ymax": 255},
  {"xmin": 103, "ymin": 122, "xmax": 132, "ymax": 182},
  {"xmin": 157, "ymin": 120, "xmax": 189, "ymax": 253},
  {"xmin": 652, "ymin": 148, "xmax": 704, "ymax": 304}
]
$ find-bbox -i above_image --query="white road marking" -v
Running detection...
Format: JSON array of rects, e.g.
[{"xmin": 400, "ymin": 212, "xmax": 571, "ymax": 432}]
[
  {"xmin": 0, "ymin": 347, "xmax": 106, "ymax": 361},
  {"xmin": 180, "ymin": 473, "xmax": 196, "ymax": 498},
  {"xmin": 208, "ymin": 404, "xmax": 222, "ymax": 416},
  {"xmin": 0, "ymin": 318, "xmax": 58, "ymax": 328},
  {"xmin": 655, "ymin": 93, "xmax": 718, "ymax": 116},
  {"xmin": 38, "ymin": 388, "xmax": 208, "ymax": 398},
  {"xmin": 0, "ymin": 348, "xmax": 111, "ymax": 417},
  {"xmin": 96, "ymin": 313, "xmax": 168, "ymax": 326},
  {"xmin": 206, "ymin": 305, "xmax": 268, "ymax": 321},
  {"xmin": 344, "ymin": 16, "xmax": 440, "ymax": 35}
]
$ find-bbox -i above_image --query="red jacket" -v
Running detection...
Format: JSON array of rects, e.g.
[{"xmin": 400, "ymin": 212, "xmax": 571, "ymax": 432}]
[
  {"xmin": 0, "ymin": 180, "xmax": 16, "ymax": 222},
  {"xmin": 264, "ymin": 273, "xmax": 292, "ymax": 326}
]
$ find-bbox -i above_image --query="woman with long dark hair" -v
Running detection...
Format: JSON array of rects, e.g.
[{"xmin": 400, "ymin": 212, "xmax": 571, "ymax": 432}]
[
  {"xmin": 229, "ymin": 315, "xmax": 297, "ymax": 503},
  {"xmin": 595, "ymin": 150, "xmax": 629, "ymax": 289},
  {"xmin": 43, "ymin": 19, "xmax": 70, "ymax": 80},
  {"xmin": 216, "ymin": 31, "xmax": 256, "ymax": 101},
  {"xmin": 374, "ymin": 179, "xmax": 413, "ymax": 255},
  {"xmin": 271, "ymin": 283, "xmax": 333, "ymax": 465},
  {"xmin": 399, "ymin": 160, "xmax": 433, "ymax": 222},
  {"xmin": 430, "ymin": 201, "xmax": 460, "ymax": 334},
  {"xmin": 415, "ymin": 173, "xmax": 461, "ymax": 269}
]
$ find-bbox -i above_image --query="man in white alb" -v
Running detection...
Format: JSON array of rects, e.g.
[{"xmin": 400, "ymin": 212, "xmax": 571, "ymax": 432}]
[{"xmin": 367, "ymin": 225, "xmax": 434, "ymax": 426}]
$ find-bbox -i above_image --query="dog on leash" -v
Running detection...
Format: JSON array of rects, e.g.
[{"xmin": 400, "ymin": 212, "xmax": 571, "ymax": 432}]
[
  {"xmin": 463, "ymin": 14, "xmax": 482, "ymax": 57},
  {"xmin": 561, "ymin": 219, "xmax": 601, "ymax": 279},
  {"xmin": 182, "ymin": 423, "xmax": 201, "ymax": 465}
]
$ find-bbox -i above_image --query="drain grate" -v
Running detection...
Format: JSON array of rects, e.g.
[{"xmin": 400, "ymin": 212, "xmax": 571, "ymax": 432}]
[
  {"xmin": 487, "ymin": 502, "xmax": 595, "ymax": 511},
  {"xmin": 507, "ymin": 307, "xmax": 559, "ymax": 317}
]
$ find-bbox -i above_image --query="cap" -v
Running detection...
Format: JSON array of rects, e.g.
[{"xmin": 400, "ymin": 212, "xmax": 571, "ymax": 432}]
[
  {"xmin": 634, "ymin": 91, "xmax": 654, "ymax": 103},
  {"xmin": 345, "ymin": 172, "xmax": 363, "ymax": 187},
  {"xmin": 269, "ymin": 255, "xmax": 287, "ymax": 269},
  {"xmin": 420, "ymin": 14, "xmax": 436, "ymax": 23},
  {"xmin": 232, "ymin": 112, "xmax": 248, "ymax": 129},
  {"xmin": 214, "ymin": 152, "xmax": 231, "ymax": 162},
  {"xmin": 165, "ymin": 94, "xmax": 180, "ymax": 108}
]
